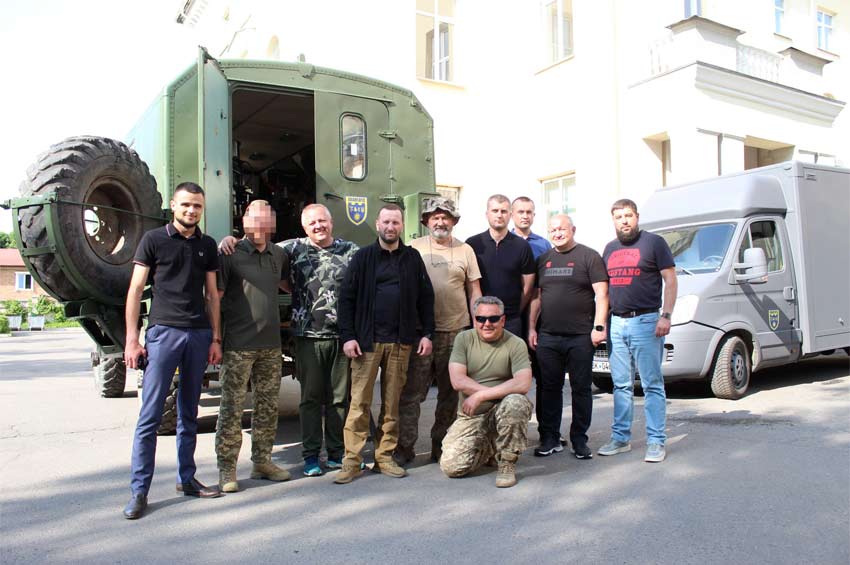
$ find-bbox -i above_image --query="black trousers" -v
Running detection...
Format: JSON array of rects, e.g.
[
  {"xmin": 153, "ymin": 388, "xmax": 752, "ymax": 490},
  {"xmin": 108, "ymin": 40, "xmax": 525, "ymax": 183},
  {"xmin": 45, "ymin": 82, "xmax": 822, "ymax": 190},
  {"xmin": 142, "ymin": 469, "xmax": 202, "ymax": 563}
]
[{"xmin": 535, "ymin": 332, "xmax": 595, "ymax": 445}]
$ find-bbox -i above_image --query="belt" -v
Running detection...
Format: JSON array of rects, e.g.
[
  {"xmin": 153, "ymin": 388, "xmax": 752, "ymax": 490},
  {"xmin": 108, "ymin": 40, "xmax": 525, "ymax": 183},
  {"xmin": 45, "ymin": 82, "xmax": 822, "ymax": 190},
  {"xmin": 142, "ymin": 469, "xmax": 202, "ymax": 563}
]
[{"xmin": 612, "ymin": 308, "xmax": 658, "ymax": 318}]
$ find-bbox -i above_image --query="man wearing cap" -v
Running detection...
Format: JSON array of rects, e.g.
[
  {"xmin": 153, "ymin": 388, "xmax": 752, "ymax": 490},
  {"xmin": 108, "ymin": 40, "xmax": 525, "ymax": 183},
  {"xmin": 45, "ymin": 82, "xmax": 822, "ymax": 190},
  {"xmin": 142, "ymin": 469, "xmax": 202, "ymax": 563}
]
[{"xmin": 395, "ymin": 197, "xmax": 482, "ymax": 466}]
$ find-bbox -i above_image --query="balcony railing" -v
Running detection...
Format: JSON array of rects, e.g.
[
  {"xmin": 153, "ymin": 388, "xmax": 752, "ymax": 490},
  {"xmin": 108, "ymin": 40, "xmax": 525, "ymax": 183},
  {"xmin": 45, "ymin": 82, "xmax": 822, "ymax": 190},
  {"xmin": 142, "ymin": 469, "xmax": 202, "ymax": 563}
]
[{"xmin": 736, "ymin": 45, "xmax": 781, "ymax": 83}]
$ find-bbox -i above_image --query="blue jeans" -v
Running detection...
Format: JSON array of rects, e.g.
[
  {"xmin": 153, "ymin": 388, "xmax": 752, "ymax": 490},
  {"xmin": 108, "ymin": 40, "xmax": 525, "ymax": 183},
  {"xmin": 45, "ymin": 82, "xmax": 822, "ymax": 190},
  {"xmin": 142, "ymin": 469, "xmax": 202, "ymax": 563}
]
[
  {"xmin": 130, "ymin": 325, "xmax": 211, "ymax": 495},
  {"xmin": 608, "ymin": 313, "xmax": 666, "ymax": 445}
]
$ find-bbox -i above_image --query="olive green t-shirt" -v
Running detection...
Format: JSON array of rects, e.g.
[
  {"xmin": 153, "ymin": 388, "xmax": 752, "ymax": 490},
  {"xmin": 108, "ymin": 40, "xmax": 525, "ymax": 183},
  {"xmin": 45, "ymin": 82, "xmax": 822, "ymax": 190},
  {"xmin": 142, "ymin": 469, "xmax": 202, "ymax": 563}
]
[
  {"xmin": 449, "ymin": 329, "xmax": 530, "ymax": 415},
  {"xmin": 218, "ymin": 239, "xmax": 289, "ymax": 350}
]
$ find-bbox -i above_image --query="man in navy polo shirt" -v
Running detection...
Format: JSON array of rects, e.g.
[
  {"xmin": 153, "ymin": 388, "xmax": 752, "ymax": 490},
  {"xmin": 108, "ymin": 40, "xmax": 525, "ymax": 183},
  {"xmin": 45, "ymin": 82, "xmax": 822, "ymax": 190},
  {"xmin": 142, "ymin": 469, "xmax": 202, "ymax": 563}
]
[
  {"xmin": 466, "ymin": 194, "xmax": 535, "ymax": 338},
  {"xmin": 510, "ymin": 196, "xmax": 551, "ymax": 260},
  {"xmin": 122, "ymin": 182, "xmax": 223, "ymax": 520}
]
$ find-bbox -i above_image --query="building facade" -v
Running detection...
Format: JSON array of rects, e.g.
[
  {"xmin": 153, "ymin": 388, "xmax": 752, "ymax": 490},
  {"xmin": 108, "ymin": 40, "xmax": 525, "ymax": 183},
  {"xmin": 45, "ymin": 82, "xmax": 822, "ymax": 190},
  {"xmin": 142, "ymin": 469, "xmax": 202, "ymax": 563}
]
[
  {"xmin": 0, "ymin": 249, "xmax": 47, "ymax": 302},
  {"xmin": 176, "ymin": 0, "xmax": 848, "ymax": 250}
]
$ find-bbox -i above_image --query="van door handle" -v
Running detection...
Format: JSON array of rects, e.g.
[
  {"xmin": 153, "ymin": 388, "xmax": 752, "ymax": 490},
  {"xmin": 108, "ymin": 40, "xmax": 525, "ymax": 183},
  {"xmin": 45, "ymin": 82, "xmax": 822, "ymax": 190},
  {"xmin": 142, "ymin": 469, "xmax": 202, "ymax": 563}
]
[{"xmin": 783, "ymin": 286, "xmax": 796, "ymax": 301}]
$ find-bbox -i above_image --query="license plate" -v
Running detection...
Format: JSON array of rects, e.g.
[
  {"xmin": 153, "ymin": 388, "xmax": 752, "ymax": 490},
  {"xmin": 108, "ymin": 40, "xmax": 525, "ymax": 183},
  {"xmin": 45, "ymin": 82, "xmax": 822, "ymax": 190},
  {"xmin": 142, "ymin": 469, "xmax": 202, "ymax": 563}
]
[{"xmin": 592, "ymin": 360, "xmax": 610, "ymax": 373}]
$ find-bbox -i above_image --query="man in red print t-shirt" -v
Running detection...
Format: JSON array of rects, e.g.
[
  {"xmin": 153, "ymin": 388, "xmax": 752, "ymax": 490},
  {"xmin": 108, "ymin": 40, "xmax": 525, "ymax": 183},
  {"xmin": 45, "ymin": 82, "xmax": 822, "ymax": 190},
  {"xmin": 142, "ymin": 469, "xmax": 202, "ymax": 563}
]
[{"xmin": 599, "ymin": 199, "xmax": 677, "ymax": 463}]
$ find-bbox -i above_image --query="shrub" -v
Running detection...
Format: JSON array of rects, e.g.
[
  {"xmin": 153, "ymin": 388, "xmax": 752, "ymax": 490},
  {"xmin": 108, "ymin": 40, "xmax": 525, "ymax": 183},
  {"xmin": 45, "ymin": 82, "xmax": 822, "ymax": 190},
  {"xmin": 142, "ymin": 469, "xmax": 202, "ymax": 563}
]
[
  {"xmin": 0, "ymin": 315, "xmax": 8, "ymax": 334},
  {"xmin": 2, "ymin": 300, "xmax": 26, "ymax": 321}
]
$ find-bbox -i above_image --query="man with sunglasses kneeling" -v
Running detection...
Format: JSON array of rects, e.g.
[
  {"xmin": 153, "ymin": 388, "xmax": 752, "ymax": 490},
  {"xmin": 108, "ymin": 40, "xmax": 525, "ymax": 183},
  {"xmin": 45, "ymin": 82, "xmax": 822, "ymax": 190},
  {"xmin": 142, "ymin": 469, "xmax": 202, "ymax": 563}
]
[{"xmin": 440, "ymin": 296, "xmax": 533, "ymax": 488}]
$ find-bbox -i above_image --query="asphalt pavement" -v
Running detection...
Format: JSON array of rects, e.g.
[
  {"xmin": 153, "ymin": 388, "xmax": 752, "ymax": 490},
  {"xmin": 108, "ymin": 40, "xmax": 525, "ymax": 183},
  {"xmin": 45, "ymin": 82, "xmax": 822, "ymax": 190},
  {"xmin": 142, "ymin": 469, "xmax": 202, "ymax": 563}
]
[{"xmin": 1, "ymin": 329, "xmax": 848, "ymax": 564}]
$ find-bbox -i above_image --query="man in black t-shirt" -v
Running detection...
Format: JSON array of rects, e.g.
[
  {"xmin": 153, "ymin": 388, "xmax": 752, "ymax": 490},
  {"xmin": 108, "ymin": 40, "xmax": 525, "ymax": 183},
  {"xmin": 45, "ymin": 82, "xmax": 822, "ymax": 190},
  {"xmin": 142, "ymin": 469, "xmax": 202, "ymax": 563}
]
[
  {"xmin": 598, "ymin": 199, "xmax": 677, "ymax": 464},
  {"xmin": 122, "ymin": 182, "xmax": 223, "ymax": 520},
  {"xmin": 466, "ymin": 194, "xmax": 536, "ymax": 338},
  {"xmin": 528, "ymin": 215, "xmax": 608, "ymax": 459}
]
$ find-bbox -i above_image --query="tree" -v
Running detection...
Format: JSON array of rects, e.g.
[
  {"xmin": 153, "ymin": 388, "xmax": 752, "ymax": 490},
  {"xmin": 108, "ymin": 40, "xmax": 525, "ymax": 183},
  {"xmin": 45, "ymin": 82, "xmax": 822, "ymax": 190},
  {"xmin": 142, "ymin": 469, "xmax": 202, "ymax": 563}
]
[{"xmin": 0, "ymin": 232, "xmax": 12, "ymax": 248}]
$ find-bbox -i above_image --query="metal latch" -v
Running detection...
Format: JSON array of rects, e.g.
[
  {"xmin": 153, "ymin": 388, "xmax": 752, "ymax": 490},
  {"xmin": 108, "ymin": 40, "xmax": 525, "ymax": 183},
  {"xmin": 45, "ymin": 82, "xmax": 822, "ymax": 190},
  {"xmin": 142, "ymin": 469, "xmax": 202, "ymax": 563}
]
[{"xmin": 378, "ymin": 130, "xmax": 398, "ymax": 140}]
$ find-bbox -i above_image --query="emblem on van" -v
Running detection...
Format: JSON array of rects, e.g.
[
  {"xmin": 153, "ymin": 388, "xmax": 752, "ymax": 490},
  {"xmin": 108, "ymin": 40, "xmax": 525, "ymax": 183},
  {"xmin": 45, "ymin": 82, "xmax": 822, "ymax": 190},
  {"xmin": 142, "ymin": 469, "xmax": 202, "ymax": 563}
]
[
  {"xmin": 345, "ymin": 196, "xmax": 367, "ymax": 226},
  {"xmin": 768, "ymin": 309, "xmax": 780, "ymax": 330}
]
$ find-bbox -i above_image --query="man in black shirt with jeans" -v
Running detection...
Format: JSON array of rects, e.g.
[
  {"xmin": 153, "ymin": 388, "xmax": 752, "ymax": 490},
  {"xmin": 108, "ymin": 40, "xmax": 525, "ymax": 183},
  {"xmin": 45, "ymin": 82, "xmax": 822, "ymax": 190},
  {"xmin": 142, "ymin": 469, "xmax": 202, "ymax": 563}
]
[
  {"xmin": 529, "ymin": 214, "xmax": 608, "ymax": 459},
  {"xmin": 336, "ymin": 204, "xmax": 435, "ymax": 483}
]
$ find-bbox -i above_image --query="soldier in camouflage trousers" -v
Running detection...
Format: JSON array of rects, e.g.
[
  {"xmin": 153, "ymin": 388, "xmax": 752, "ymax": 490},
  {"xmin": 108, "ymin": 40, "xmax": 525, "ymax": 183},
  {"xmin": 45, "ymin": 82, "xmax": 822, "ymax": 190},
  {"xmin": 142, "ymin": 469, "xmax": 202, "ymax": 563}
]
[
  {"xmin": 440, "ymin": 393, "xmax": 532, "ymax": 478},
  {"xmin": 441, "ymin": 296, "xmax": 532, "ymax": 488},
  {"xmin": 216, "ymin": 349, "xmax": 282, "ymax": 474},
  {"xmin": 215, "ymin": 201, "xmax": 292, "ymax": 492}
]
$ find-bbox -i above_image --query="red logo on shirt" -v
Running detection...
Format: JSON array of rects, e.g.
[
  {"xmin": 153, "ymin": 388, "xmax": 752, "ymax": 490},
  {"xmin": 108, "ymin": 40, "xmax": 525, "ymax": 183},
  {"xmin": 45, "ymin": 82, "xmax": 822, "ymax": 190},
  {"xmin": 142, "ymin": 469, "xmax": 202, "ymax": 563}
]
[
  {"xmin": 546, "ymin": 261, "xmax": 552, "ymax": 268},
  {"xmin": 567, "ymin": 262, "xmax": 574, "ymax": 267},
  {"xmin": 607, "ymin": 249, "xmax": 641, "ymax": 286}
]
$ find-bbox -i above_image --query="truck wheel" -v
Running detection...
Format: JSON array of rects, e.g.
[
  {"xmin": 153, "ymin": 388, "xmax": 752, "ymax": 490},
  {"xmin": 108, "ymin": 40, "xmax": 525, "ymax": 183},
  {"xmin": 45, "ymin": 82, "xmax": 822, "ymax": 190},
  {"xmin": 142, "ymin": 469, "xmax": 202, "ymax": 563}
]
[
  {"xmin": 137, "ymin": 372, "xmax": 179, "ymax": 436},
  {"xmin": 710, "ymin": 335, "xmax": 751, "ymax": 400},
  {"xmin": 592, "ymin": 375, "xmax": 614, "ymax": 394},
  {"xmin": 94, "ymin": 356, "xmax": 126, "ymax": 398},
  {"xmin": 18, "ymin": 136, "xmax": 162, "ymax": 302}
]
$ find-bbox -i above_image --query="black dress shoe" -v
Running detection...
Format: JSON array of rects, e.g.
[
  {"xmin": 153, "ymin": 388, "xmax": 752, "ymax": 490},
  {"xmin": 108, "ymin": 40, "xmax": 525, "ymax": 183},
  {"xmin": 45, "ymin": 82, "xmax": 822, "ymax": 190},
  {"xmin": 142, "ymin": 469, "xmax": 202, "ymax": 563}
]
[
  {"xmin": 176, "ymin": 478, "xmax": 223, "ymax": 498},
  {"xmin": 123, "ymin": 493, "xmax": 148, "ymax": 519}
]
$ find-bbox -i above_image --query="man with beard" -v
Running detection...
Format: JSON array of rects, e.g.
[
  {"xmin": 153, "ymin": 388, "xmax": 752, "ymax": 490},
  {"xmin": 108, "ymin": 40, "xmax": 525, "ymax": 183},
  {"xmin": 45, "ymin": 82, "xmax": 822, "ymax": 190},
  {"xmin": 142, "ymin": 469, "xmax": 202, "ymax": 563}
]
[
  {"xmin": 466, "ymin": 194, "xmax": 535, "ymax": 338},
  {"xmin": 123, "ymin": 182, "xmax": 223, "ymax": 519},
  {"xmin": 215, "ymin": 200, "xmax": 292, "ymax": 493},
  {"xmin": 336, "ymin": 204, "xmax": 435, "ymax": 483},
  {"xmin": 528, "ymin": 214, "xmax": 608, "ymax": 459},
  {"xmin": 395, "ymin": 197, "xmax": 482, "ymax": 466},
  {"xmin": 599, "ymin": 199, "xmax": 677, "ymax": 463}
]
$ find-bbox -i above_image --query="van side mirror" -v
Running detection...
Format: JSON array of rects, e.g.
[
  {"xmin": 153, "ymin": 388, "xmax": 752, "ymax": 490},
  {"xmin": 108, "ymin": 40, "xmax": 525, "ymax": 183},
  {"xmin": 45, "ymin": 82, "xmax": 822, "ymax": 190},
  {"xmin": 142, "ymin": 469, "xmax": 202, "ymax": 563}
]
[{"xmin": 733, "ymin": 247, "xmax": 768, "ymax": 283}]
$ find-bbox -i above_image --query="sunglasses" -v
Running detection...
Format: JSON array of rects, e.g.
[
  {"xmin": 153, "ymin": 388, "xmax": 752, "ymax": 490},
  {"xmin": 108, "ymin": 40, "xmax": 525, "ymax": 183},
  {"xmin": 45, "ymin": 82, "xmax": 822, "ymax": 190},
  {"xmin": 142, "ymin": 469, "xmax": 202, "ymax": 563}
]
[{"xmin": 474, "ymin": 315, "xmax": 502, "ymax": 324}]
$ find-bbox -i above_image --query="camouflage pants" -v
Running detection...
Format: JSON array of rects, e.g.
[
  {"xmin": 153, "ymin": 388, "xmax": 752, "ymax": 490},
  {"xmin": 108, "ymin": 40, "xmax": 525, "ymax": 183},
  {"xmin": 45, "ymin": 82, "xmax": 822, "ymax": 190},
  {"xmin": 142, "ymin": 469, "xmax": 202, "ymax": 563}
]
[
  {"xmin": 397, "ymin": 330, "xmax": 459, "ymax": 453},
  {"xmin": 215, "ymin": 348, "xmax": 282, "ymax": 472},
  {"xmin": 440, "ymin": 394, "xmax": 532, "ymax": 478}
]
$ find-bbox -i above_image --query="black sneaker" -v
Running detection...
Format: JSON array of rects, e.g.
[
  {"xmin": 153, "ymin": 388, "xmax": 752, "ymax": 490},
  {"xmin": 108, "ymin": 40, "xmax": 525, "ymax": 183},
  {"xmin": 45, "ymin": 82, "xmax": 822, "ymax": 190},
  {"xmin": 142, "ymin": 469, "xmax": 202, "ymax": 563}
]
[
  {"xmin": 570, "ymin": 442, "xmax": 593, "ymax": 460},
  {"xmin": 534, "ymin": 435, "xmax": 564, "ymax": 457}
]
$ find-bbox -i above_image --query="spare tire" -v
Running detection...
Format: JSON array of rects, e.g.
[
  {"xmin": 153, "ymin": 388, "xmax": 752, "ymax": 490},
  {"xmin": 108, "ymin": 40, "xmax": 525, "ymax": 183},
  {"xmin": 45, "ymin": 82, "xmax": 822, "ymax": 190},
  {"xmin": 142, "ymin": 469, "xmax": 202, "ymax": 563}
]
[{"xmin": 18, "ymin": 136, "xmax": 162, "ymax": 304}]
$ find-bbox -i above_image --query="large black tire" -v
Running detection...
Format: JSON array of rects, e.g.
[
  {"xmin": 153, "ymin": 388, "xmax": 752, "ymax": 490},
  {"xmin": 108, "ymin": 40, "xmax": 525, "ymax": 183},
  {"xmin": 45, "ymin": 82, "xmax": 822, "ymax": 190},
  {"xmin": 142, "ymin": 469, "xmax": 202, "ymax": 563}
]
[
  {"xmin": 710, "ymin": 335, "xmax": 751, "ymax": 400},
  {"xmin": 94, "ymin": 356, "xmax": 126, "ymax": 398},
  {"xmin": 137, "ymin": 371, "xmax": 179, "ymax": 436},
  {"xmin": 18, "ymin": 136, "xmax": 162, "ymax": 302}
]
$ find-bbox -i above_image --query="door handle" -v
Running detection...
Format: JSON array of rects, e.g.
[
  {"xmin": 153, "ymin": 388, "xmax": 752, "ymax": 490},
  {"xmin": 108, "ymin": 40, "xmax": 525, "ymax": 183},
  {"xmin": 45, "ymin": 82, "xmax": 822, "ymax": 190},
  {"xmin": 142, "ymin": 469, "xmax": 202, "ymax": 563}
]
[{"xmin": 783, "ymin": 286, "xmax": 796, "ymax": 301}]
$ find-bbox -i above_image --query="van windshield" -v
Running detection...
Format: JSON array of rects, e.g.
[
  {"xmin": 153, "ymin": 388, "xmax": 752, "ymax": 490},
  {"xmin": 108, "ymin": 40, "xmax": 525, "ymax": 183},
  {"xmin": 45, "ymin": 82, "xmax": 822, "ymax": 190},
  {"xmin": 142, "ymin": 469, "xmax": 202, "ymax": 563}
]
[{"xmin": 655, "ymin": 223, "xmax": 736, "ymax": 274}]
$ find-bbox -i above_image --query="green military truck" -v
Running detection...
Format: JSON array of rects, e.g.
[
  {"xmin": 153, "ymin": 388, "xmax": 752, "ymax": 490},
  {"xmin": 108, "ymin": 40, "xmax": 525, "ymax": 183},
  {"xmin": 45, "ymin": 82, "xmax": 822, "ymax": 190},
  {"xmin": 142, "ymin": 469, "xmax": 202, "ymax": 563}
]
[{"xmin": 4, "ymin": 48, "xmax": 438, "ymax": 430}]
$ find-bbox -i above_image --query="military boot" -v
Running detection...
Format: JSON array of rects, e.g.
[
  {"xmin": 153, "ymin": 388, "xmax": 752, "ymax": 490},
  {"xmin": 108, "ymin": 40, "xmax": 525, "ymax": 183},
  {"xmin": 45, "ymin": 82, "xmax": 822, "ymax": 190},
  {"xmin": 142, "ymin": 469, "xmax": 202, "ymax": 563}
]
[
  {"xmin": 250, "ymin": 462, "xmax": 291, "ymax": 482},
  {"xmin": 219, "ymin": 469, "xmax": 239, "ymax": 493},
  {"xmin": 495, "ymin": 453, "xmax": 518, "ymax": 488},
  {"xmin": 333, "ymin": 463, "xmax": 364, "ymax": 484},
  {"xmin": 372, "ymin": 459, "xmax": 407, "ymax": 478}
]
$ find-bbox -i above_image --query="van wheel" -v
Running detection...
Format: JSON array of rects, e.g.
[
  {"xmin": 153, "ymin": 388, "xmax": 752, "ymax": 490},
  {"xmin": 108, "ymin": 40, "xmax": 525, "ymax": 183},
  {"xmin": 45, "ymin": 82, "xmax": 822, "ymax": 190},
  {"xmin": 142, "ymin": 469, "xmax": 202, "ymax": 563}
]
[
  {"xmin": 592, "ymin": 375, "xmax": 614, "ymax": 394},
  {"xmin": 710, "ymin": 336, "xmax": 750, "ymax": 400},
  {"xmin": 94, "ymin": 356, "xmax": 126, "ymax": 398}
]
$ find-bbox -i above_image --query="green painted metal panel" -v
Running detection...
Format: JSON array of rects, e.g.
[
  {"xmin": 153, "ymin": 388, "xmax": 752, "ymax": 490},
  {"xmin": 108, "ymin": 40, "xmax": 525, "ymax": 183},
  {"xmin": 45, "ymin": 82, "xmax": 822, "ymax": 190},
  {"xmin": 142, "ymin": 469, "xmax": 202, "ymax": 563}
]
[
  {"xmin": 314, "ymin": 90, "xmax": 390, "ymax": 247},
  {"xmin": 403, "ymin": 192, "xmax": 440, "ymax": 242},
  {"xmin": 199, "ymin": 51, "xmax": 232, "ymax": 241},
  {"xmin": 169, "ymin": 70, "xmax": 200, "ymax": 205}
]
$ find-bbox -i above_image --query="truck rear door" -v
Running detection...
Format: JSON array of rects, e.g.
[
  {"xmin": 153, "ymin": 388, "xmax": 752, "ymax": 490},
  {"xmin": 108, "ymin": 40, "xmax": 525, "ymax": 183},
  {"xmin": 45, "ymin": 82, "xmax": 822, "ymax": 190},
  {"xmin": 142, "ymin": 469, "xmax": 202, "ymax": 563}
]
[
  {"xmin": 198, "ymin": 50, "xmax": 231, "ymax": 240},
  {"xmin": 314, "ymin": 91, "xmax": 390, "ymax": 244}
]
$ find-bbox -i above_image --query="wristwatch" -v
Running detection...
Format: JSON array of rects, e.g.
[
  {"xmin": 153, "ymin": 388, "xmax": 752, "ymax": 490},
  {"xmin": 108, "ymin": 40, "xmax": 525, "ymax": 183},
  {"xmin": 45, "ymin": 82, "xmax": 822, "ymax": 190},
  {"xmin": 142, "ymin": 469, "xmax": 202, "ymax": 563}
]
[
  {"xmin": 594, "ymin": 325, "xmax": 605, "ymax": 332},
  {"xmin": 660, "ymin": 312, "xmax": 672, "ymax": 320}
]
